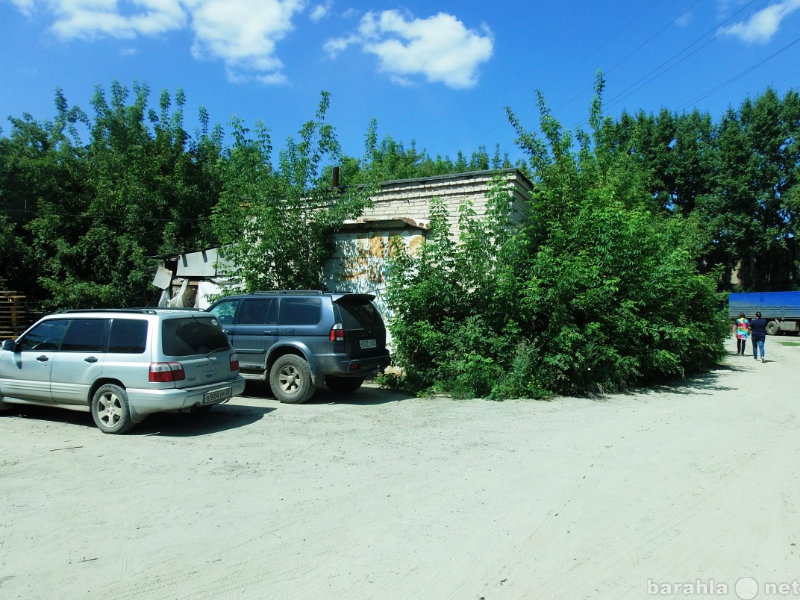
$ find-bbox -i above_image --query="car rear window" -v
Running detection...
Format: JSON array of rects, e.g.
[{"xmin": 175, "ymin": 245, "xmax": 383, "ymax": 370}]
[
  {"xmin": 337, "ymin": 299, "xmax": 384, "ymax": 330},
  {"xmin": 108, "ymin": 319, "xmax": 148, "ymax": 354},
  {"xmin": 161, "ymin": 316, "xmax": 230, "ymax": 357}
]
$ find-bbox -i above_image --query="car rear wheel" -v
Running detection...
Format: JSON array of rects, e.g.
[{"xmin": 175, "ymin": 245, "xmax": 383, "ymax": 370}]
[
  {"xmin": 325, "ymin": 375, "xmax": 365, "ymax": 394},
  {"xmin": 270, "ymin": 354, "xmax": 315, "ymax": 404},
  {"xmin": 766, "ymin": 320, "xmax": 781, "ymax": 336},
  {"xmin": 91, "ymin": 384, "xmax": 134, "ymax": 434}
]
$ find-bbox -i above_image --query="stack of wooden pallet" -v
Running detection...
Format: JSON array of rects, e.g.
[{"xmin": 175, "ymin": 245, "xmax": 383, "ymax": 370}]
[{"xmin": 0, "ymin": 290, "xmax": 27, "ymax": 339}]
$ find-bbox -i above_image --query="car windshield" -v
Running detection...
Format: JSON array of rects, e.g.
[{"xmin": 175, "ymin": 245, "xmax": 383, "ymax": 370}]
[{"xmin": 161, "ymin": 316, "xmax": 230, "ymax": 357}]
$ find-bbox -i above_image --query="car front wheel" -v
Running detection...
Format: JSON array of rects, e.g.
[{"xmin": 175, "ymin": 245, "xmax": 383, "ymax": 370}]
[
  {"xmin": 270, "ymin": 354, "xmax": 315, "ymax": 404},
  {"xmin": 91, "ymin": 384, "xmax": 134, "ymax": 434}
]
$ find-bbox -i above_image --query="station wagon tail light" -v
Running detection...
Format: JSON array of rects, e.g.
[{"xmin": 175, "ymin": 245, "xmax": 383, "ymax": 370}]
[
  {"xmin": 149, "ymin": 361, "xmax": 186, "ymax": 382},
  {"xmin": 329, "ymin": 323, "xmax": 344, "ymax": 342},
  {"xmin": 230, "ymin": 352, "xmax": 240, "ymax": 371}
]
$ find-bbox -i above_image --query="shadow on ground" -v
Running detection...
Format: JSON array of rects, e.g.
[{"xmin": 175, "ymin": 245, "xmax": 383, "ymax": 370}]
[
  {"xmin": 1, "ymin": 401, "xmax": 275, "ymax": 437},
  {"xmin": 629, "ymin": 355, "xmax": 749, "ymax": 398},
  {"xmin": 132, "ymin": 403, "xmax": 275, "ymax": 437},
  {"xmin": 240, "ymin": 380, "xmax": 414, "ymax": 406}
]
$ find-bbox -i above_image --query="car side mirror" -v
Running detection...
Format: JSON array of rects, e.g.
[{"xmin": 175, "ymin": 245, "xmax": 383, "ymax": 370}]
[{"xmin": 2, "ymin": 339, "xmax": 17, "ymax": 352}]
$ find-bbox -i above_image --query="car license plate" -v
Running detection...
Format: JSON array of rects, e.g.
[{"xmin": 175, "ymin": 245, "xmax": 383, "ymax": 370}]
[
  {"xmin": 204, "ymin": 387, "xmax": 231, "ymax": 404},
  {"xmin": 359, "ymin": 338, "xmax": 377, "ymax": 349}
]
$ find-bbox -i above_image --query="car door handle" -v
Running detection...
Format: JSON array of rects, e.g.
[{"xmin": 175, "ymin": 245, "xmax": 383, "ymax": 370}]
[
  {"xmin": 84, "ymin": 356, "xmax": 99, "ymax": 363},
  {"xmin": 36, "ymin": 355, "xmax": 49, "ymax": 362}
]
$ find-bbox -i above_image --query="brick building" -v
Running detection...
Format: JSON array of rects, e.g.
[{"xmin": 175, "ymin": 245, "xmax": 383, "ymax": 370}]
[
  {"xmin": 159, "ymin": 168, "xmax": 533, "ymax": 313},
  {"xmin": 324, "ymin": 168, "xmax": 532, "ymax": 316}
]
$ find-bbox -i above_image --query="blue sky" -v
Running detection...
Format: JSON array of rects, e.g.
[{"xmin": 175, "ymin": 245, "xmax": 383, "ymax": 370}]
[{"xmin": 1, "ymin": 0, "xmax": 799, "ymax": 163}]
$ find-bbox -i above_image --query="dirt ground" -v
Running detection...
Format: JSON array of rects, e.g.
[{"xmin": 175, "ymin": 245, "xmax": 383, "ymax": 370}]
[{"xmin": 2, "ymin": 334, "xmax": 799, "ymax": 600}]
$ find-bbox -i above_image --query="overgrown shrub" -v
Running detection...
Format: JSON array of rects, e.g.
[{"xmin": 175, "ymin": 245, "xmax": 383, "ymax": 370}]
[{"xmin": 385, "ymin": 79, "xmax": 729, "ymax": 399}]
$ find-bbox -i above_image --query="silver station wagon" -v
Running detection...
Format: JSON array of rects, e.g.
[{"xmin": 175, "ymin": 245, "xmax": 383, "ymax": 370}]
[{"xmin": 0, "ymin": 308, "xmax": 245, "ymax": 434}]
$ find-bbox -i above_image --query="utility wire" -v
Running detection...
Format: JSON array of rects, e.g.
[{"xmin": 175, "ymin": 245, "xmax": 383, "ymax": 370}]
[
  {"xmin": 604, "ymin": 0, "xmax": 771, "ymax": 111},
  {"xmin": 555, "ymin": 0, "xmax": 704, "ymax": 113},
  {"xmin": 548, "ymin": 0, "xmax": 662, "ymax": 91},
  {"xmin": 679, "ymin": 34, "xmax": 800, "ymax": 109}
]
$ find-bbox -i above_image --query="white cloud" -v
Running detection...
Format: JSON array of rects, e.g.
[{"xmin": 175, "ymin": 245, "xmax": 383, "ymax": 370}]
[
  {"xmin": 324, "ymin": 10, "xmax": 493, "ymax": 89},
  {"xmin": 309, "ymin": 0, "xmax": 330, "ymax": 22},
  {"xmin": 47, "ymin": 0, "xmax": 188, "ymax": 40},
  {"xmin": 718, "ymin": 0, "xmax": 800, "ymax": 43},
  {"xmin": 185, "ymin": 0, "xmax": 304, "ymax": 83},
  {"xmin": 6, "ymin": 0, "xmax": 35, "ymax": 15},
  {"xmin": 4, "ymin": 1, "xmax": 492, "ymax": 87},
  {"xmin": 675, "ymin": 12, "xmax": 692, "ymax": 28},
  {"xmin": 5, "ymin": 0, "xmax": 307, "ymax": 83}
]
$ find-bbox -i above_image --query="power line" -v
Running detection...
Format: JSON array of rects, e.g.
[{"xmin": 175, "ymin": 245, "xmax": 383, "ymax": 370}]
[
  {"xmin": 548, "ymin": 0, "xmax": 662, "ymax": 91},
  {"xmin": 555, "ymin": 0, "xmax": 705, "ymax": 114},
  {"xmin": 604, "ymin": 0, "xmax": 771, "ymax": 111},
  {"xmin": 679, "ymin": 34, "xmax": 800, "ymax": 110}
]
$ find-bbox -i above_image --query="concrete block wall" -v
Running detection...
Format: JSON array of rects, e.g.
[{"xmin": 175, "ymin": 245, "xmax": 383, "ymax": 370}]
[
  {"xmin": 322, "ymin": 169, "xmax": 534, "ymax": 321},
  {"xmin": 358, "ymin": 169, "xmax": 532, "ymax": 239}
]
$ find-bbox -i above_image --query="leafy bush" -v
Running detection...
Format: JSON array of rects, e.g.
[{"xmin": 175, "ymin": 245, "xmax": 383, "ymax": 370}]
[{"xmin": 385, "ymin": 79, "xmax": 729, "ymax": 399}]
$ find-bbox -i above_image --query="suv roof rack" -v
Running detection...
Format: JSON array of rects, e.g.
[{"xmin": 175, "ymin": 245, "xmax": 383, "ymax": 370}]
[
  {"xmin": 56, "ymin": 307, "xmax": 203, "ymax": 315},
  {"xmin": 57, "ymin": 308, "xmax": 160, "ymax": 315},
  {"xmin": 252, "ymin": 290, "xmax": 325, "ymax": 295}
]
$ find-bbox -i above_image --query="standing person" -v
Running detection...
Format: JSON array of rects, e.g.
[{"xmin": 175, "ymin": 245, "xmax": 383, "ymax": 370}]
[
  {"xmin": 749, "ymin": 311, "xmax": 768, "ymax": 363},
  {"xmin": 735, "ymin": 312, "xmax": 750, "ymax": 355}
]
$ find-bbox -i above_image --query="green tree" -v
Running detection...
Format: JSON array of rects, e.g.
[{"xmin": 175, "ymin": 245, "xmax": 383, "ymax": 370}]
[
  {"xmin": 22, "ymin": 82, "xmax": 221, "ymax": 308},
  {"xmin": 602, "ymin": 88, "xmax": 800, "ymax": 291},
  {"xmin": 348, "ymin": 120, "xmax": 518, "ymax": 185},
  {"xmin": 211, "ymin": 92, "xmax": 374, "ymax": 291},
  {"xmin": 386, "ymin": 75, "xmax": 729, "ymax": 398},
  {"xmin": 0, "ymin": 90, "xmax": 88, "ymax": 296},
  {"xmin": 695, "ymin": 88, "xmax": 800, "ymax": 290},
  {"xmin": 385, "ymin": 176, "xmax": 520, "ymax": 397},
  {"xmin": 502, "ymin": 79, "xmax": 728, "ymax": 395}
]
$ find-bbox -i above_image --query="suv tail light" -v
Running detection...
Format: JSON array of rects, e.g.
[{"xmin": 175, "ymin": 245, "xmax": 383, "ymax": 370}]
[
  {"xmin": 329, "ymin": 323, "xmax": 344, "ymax": 342},
  {"xmin": 149, "ymin": 362, "xmax": 186, "ymax": 382},
  {"xmin": 230, "ymin": 352, "xmax": 240, "ymax": 372}
]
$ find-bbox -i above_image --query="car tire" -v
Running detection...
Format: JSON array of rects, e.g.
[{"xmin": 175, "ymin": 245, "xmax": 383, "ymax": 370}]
[
  {"xmin": 325, "ymin": 375, "xmax": 365, "ymax": 394},
  {"xmin": 766, "ymin": 320, "xmax": 781, "ymax": 336},
  {"xmin": 91, "ymin": 384, "xmax": 134, "ymax": 434},
  {"xmin": 270, "ymin": 354, "xmax": 315, "ymax": 404}
]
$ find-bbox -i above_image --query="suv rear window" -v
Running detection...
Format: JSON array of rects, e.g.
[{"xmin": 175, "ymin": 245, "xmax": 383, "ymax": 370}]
[
  {"xmin": 161, "ymin": 317, "xmax": 230, "ymax": 357},
  {"xmin": 337, "ymin": 300, "xmax": 384, "ymax": 329}
]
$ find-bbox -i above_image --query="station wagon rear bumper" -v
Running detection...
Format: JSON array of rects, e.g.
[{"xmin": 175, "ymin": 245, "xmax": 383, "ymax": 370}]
[{"xmin": 126, "ymin": 375, "xmax": 246, "ymax": 422}]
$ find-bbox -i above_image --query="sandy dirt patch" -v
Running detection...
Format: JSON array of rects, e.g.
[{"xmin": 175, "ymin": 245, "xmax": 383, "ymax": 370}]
[{"xmin": 2, "ymin": 334, "xmax": 799, "ymax": 599}]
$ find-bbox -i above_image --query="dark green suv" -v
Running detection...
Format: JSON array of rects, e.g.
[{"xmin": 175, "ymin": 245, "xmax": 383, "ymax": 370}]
[{"xmin": 207, "ymin": 291, "xmax": 390, "ymax": 403}]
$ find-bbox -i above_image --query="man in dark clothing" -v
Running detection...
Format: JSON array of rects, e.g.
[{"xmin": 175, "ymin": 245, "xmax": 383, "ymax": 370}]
[{"xmin": 749, "ymin": 311, "xmax": 768, "ymax": 363}]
